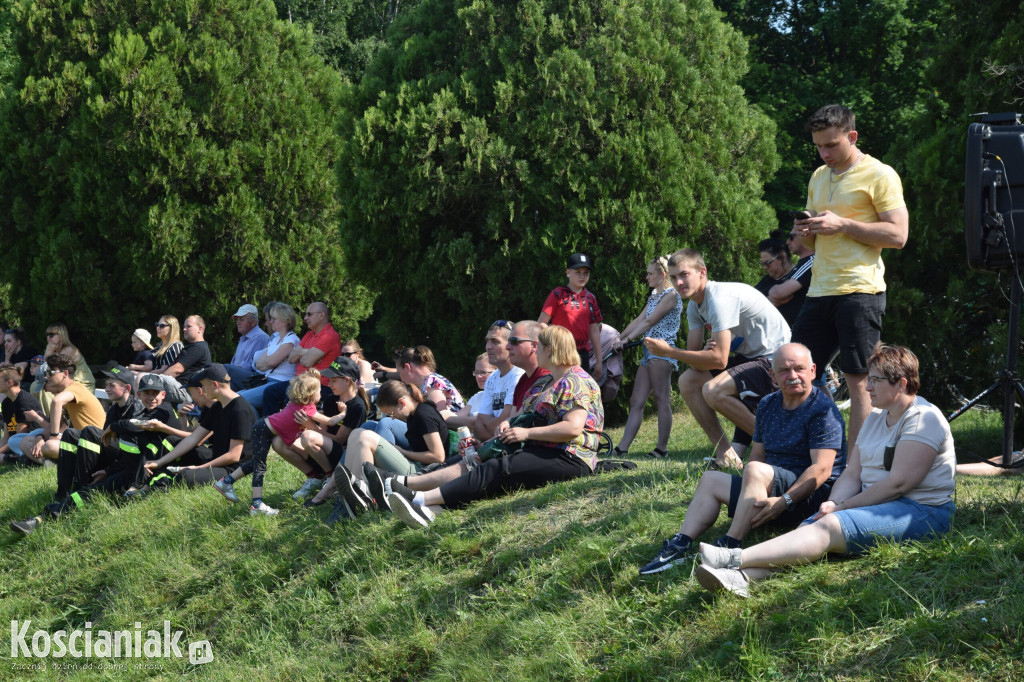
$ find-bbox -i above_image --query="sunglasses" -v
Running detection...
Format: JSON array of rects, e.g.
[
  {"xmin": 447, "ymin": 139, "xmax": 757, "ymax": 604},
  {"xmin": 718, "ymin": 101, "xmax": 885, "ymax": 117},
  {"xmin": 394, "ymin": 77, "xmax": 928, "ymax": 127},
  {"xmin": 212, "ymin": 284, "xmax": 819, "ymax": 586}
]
[
  {"xmin": 491, "ymin": 319, "xmax": 512, "ymax": 330},
  {"xmin": 340, "ymin": 351, "xmax": 357, "ymax": 357},
  {"xmin": 508, "ymin": 336, "xmax": 533, "ymax": 345},
  {"xmin": 44, "ymin": 368, "xmax": 65, "ymax": 378},
  {"xmin": 155, "ymin": 323, "xmax": 170, "ymax": 329}
]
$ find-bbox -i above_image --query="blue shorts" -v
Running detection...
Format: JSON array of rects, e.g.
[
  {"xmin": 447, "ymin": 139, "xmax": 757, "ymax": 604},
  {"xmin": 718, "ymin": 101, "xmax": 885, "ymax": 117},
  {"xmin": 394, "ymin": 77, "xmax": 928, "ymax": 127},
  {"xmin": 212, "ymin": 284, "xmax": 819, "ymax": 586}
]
[
  {"xmin": 641, "ymin": 344, "xmax": 678, "ymax": 370},
  {"xmin": 804, "ymin": 497, "xmax": 955, "ymax": 555}
]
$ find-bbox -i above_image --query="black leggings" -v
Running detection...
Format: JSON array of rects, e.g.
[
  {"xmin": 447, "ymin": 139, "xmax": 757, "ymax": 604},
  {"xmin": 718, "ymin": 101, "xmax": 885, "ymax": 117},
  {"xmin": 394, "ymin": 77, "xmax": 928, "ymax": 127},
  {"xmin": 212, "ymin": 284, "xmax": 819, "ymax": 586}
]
[
  {"xmin": 439, "ymin": 445, "xmax": 591, "ymax": 509},
  {"xmin": 239, "ymin": 419, "xmax": 274, "ymax": 488}
]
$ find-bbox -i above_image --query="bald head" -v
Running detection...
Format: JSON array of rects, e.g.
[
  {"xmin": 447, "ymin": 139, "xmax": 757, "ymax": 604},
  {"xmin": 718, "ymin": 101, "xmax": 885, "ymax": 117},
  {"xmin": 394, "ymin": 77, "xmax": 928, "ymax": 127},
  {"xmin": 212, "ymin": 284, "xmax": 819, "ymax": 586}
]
[{"xmin": 772, "ymin": 342, "xmax": 813, "ymax": 370}]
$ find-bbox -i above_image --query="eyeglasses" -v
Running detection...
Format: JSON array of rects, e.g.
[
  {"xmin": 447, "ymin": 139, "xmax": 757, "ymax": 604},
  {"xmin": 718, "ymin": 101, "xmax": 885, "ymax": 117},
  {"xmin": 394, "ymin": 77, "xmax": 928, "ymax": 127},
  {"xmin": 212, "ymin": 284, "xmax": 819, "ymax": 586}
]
[
  {"xmin": 491, "ymin": 320, "xmax": 512, "ymax": 330},
  {"xmin": 866, "ymin": 375, "xmax": 895, "ymax": 386},
  {"xmin": 508, "ymin": 337, "xmax": 533, "ymax": 345},
  {"xmin": 155, "ymin": 323, "xmax": 169, "ymax": 329},
  {"xmin": 759, "ymin": 254, "xmax": 782, "ymax": 268},
  {"xmin": 472, "ymin": 370, "xmax": 492, "ymax": 377}
]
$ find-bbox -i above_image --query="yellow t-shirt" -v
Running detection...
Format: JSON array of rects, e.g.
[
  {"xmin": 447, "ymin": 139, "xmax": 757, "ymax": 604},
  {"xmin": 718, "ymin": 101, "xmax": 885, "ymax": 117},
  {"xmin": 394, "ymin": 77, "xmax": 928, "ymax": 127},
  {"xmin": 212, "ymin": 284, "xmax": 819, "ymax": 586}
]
[
  {"xmin": 806, "ymin": 154, "xmax": 905, "ymax": 296},
  {"xmin": 63, "ymin": 381, "xmax": 106, "ymax": 430}
]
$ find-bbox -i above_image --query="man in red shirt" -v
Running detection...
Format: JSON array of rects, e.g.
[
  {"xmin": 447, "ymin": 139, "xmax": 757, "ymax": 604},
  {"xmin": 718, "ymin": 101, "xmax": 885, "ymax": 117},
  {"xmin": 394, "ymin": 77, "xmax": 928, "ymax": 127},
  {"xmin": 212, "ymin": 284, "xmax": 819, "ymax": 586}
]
[
  {"xmin": 508, "ymin": 320, "xmax": 551, "ymax": 409},
  {"xmin": 261, "ymin": 301, "xmax": 341, "ymax": 415}
]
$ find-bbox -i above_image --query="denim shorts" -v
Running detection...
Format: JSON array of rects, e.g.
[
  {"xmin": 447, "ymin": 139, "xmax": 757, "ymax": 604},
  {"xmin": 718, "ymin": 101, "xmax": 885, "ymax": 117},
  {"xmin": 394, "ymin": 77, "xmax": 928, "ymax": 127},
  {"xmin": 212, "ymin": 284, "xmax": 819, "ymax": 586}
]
[
  {"xmin": 641, "ymin": 344, "xmax": 678, "ymax": 370},
  {"xmin": 808, "ymin": 497, "xmax": 955, "ymax": 555}
]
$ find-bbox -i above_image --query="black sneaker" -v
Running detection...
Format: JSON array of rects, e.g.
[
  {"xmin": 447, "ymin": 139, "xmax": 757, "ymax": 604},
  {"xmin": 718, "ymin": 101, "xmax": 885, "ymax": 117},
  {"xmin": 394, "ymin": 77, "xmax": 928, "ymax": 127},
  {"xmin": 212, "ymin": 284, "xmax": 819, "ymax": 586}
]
[
  {"xmin": 335, "ymin": 466, "xmax": 371, "ymax": 515},
  {"xmin": 10, "ymin": 517, "xmax": 41, "ymax": 536},
  {"xmin": 362, "ymin": 462, "xmax": 390, "ymax": 512},
  {"xmin": 388, "ymin": 491, "xmax": 435, "ymax": 529},
  {"xmin": 326, "ymin": 496, "xmax": 351, "ymax": 525},
  {"xmin": 639, "ymin": 533, "xmax": 694, "ymax": 575}
]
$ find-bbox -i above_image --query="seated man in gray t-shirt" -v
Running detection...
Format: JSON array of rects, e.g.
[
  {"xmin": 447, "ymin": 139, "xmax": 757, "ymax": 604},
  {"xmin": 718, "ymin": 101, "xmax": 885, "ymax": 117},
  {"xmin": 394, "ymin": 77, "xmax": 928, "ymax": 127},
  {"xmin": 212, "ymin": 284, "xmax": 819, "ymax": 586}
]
[{"xmin": 645, "ymin": 248, "xmax": 790, "ymax": 468}]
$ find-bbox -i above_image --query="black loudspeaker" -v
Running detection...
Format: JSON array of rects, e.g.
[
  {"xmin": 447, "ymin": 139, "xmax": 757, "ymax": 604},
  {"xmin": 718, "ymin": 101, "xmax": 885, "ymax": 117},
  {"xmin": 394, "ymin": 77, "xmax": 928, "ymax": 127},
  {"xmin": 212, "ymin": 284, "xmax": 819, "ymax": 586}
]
[{"xmin": 965, "ymin": 113, "xmax": 1024, "ymax": 272}]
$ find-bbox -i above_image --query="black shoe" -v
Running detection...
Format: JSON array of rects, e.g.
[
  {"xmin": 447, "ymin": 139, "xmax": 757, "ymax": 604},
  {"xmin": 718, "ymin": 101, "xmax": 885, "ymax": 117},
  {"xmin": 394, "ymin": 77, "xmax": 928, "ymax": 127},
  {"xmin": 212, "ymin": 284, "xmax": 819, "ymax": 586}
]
[
  {"xmin": 387, "ymin": 488, "xmax": 435, "ymax": 529},
  {"xmin": 362, "ymin": 462, "xmax": 390, "ymax": 512},
  {"xmin": 335, "ymin": 466, "xmax": 371, "ymax": 515},
  {"xmin": 639, "ymin": 533, "xmax": 694, "ymax": 575},
  {"xmin": 10, "ymin": 517, "xmax": 41, "ymax": 536},
  {"xmin": 326, "ymin": 496, "xmax": 351, "ymax": 525}
]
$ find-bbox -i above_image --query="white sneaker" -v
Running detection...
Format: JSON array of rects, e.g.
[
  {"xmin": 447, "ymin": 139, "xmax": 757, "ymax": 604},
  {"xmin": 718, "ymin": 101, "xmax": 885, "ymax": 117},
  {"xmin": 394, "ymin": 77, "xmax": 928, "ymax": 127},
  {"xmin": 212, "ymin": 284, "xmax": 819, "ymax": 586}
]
[
  {"xmin": 249, "ymin": 501, "xmax": 279, "ymax": 516},
  {"xmin": 292, "ymin": 477, "xmax": 324, "ymax": 500},
  {"xmin": 695, "ymin": 565, "xmax": 749, "ymax": 598},
  {"xmin": 698, "ymin": 542, "xmax": 742, "ymax": 569}
]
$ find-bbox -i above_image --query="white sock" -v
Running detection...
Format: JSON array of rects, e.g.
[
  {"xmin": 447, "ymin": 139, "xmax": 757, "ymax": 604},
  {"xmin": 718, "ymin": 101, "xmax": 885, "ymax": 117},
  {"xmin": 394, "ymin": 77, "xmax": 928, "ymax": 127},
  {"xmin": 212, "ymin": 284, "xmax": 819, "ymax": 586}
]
[
  {"xmin": 412, "ymin": 491, "xmax": 425, "ymax": 506},
  {"xmin": 395, "ymin": 475, "xmax": 407, "ymax": 487}
]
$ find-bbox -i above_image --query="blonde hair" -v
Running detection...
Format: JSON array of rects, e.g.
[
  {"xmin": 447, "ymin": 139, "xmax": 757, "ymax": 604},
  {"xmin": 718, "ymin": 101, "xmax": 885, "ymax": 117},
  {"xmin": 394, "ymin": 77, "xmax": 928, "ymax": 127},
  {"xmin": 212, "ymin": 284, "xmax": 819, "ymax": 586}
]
[
  {"xmin": 667, "ymin": 248, "xmax": 706, "ymax": 270},
  {"xmin": 288, "ymin": 369, "xmax": 323, "ymax": 405},
  {"xmin": 0, "ymin": 364, "xmax": 24, "ymax": 384},
  {"xmin": 44, "ymin": 322, "xmax": 76, "ymax": 354},
  {"xmin": 269, "ymin": 302, "xmax": 297, "ymax": 331},
  {"xmin": 539, "ymin": 325, "xmax": 581, "ymax": 367},
  {"xmin": 153, "ymin": 315, "xmax": 181, "ymax": 358}
]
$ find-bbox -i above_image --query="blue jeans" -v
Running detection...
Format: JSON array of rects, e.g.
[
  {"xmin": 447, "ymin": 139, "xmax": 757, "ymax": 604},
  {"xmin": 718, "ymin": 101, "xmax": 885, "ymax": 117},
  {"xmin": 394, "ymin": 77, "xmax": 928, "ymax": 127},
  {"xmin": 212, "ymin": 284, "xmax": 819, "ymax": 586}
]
[
  {"xmin": 239, "ymin": 378, "xmax": 287, "ymax": 417},
  {"xmin": 362, "ymin": 418, "xmax": 409, "ymax": 449},
  {"xmin": 7, "ymin": 428, "xmax": 44, "ymax": 456},
  {"xmin": 814, "ymin": 497, "xmax": 955, "ymax": 555}
]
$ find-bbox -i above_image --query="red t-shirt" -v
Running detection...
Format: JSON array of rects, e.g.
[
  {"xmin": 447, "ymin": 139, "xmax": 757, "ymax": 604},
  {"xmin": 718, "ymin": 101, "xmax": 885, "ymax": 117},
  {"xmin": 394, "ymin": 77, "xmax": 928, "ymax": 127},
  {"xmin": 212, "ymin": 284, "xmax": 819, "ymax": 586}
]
[
  {"xmin": 540, "ymin": 286, "xmax": 603, "ymax": 350},
  {"xmin": 513, "ymin": 366, "xmax": 552, "ymax": 409},
  {"xmin": 297, "ymin": 324, "xmax": 342, "ymax": 385}
]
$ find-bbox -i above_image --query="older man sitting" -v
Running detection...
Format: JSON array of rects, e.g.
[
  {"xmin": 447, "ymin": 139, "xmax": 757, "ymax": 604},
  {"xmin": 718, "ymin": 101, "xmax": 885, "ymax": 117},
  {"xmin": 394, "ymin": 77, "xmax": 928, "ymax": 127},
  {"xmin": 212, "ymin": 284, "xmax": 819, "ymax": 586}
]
[{"xmin": 639, "ymin": 343, "xmax": 846, "ymax": 574}]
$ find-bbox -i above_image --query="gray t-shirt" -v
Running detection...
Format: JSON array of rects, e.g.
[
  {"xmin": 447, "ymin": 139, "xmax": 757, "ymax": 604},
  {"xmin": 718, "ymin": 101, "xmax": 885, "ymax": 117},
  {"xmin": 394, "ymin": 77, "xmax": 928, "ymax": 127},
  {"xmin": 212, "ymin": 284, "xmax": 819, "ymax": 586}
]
[
  {"xmin": 856, "ymin": 396, "xmax": 955, "ymax": 506},
  {"xmin": 686, "ymin": 281, "xmax": 791, "ymax": 359}
]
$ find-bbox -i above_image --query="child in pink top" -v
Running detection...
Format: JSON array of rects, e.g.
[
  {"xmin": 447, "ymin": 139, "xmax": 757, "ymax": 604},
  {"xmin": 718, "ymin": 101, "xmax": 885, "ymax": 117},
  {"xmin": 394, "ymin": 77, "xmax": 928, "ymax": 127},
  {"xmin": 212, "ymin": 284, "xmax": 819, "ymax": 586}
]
[{"xmin": 214, "ymin": 370, "xmax": 343, "ymax": 515}]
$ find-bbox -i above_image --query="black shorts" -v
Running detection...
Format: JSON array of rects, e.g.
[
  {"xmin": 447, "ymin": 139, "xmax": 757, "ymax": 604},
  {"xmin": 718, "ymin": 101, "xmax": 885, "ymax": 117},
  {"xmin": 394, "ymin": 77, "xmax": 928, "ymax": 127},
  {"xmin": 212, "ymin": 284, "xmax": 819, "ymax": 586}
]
[
  {"xmin": 726, "ymin": 465, "xmax": 834, "ymax": 527},
  {"xmin": 792, "ymin": 292, "xmax": 885, "ymax": 377},
  {"xmin": 724, "ymin": 355, "xmax": 776, "ymax": 412}
]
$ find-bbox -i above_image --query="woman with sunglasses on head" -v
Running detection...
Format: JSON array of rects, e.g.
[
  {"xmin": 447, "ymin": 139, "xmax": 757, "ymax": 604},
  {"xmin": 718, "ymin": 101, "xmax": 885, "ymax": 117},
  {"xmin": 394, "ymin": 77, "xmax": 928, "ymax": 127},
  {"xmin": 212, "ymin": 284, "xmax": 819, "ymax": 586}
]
[
  {"xmin": 609, "ymin": 255, "xmax": 681, "ymax": 459},
  {"xmin": 694, "ymin": 344, "xmax": 956, "ymax": 598}
]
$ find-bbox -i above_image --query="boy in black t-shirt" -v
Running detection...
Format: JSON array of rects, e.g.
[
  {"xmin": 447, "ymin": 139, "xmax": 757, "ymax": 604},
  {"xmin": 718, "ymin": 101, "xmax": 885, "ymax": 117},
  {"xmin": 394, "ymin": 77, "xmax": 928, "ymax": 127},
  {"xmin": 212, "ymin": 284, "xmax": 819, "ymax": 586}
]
[{"xmin": 144, "ymin": 365, "xmax": 256, "ymax": 487}]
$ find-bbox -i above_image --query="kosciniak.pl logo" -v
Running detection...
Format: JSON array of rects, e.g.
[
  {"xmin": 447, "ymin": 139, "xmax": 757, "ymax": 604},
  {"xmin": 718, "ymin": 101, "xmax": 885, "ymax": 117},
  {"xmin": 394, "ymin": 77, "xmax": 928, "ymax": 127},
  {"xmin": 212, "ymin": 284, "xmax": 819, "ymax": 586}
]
[{"xmin": 10, "ymin": 620, "xmax": 213, "ymax": 665}]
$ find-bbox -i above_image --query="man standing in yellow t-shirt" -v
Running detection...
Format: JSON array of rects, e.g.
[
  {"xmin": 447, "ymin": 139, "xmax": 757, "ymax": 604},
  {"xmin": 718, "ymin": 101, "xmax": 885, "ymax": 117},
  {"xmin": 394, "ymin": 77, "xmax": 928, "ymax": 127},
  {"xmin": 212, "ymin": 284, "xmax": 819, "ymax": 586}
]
[{"xmin": 792, "ymin": 104, "xmax": 909, "ymax": 445}]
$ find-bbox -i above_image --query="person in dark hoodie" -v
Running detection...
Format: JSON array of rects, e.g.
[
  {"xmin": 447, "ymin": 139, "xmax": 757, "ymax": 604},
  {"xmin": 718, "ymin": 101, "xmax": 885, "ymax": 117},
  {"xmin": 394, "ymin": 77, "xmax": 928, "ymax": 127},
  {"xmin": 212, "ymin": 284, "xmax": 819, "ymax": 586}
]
[{"xmin": 9, "ymin": 365, "xmax": 146, "ymax": 536}]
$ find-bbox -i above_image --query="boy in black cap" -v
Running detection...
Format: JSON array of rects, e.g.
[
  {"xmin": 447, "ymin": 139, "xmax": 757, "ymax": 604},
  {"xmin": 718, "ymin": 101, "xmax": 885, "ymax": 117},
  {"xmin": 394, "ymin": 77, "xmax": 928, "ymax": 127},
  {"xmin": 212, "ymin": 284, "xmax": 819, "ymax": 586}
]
[
  {"xmin": 538, "ymin": 252, "xmax": 604, "ymax": 378},
  {"xmin": 144, "ymin": 364, "xmax": 256, "ymax": 488},
  {"xmin": 10, "ymin": 365, "xmax": 146, "ymax": 536}
]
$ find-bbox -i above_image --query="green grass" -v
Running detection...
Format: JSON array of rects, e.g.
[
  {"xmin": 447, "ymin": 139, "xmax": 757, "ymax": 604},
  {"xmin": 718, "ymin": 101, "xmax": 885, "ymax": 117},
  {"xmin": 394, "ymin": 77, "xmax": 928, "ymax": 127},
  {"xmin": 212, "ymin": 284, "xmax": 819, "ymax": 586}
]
[{"xmin": 1, "ymin": 407, "xmax": 1022, "ymax": 680}]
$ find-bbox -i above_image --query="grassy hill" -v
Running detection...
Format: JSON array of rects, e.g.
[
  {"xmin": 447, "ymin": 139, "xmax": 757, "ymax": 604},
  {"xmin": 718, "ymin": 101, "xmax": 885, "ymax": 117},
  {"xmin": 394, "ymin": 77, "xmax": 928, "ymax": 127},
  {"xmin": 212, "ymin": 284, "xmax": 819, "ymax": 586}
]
[{"xmin": 1, "ymin": 408, "xmax": 1022, "ymax": 680}]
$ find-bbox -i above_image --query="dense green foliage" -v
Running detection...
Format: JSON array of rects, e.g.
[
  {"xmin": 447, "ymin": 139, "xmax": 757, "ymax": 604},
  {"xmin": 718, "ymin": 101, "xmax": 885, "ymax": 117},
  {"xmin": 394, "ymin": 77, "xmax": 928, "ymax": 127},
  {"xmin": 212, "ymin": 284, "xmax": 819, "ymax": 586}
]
[
  {"xmin": 272, "ymin": 0, "xmax": 416, "ymax": 80},
  {"xmin": 1, "ymin": 410, "xmax": 1021, "ymax": 678},
  {"xmin": 715, "ymin": 0, "xmax": 1024, "ymax": 408},
  {"xmin": 337, "ymin": 0, "xmax": 779, "ymax": 372},
  {"xmin": 0, "ymin": 0, "xmax": 372, "ymax": 361}
]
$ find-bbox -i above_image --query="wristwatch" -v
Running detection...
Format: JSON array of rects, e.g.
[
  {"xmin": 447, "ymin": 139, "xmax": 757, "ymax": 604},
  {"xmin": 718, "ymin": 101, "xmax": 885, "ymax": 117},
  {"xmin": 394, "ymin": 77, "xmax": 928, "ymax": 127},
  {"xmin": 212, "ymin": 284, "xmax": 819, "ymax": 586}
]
[{"xmin": 782, "ymin": 492, "xmax": 794, "ymax": 509}]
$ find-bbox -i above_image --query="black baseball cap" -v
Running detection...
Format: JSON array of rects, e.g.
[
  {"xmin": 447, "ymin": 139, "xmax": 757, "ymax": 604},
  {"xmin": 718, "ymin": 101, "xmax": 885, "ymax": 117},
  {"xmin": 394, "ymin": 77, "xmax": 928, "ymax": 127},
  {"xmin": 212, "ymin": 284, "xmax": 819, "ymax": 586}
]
[
  {"xmin": 195, "ymin": 363, "xmax": 231, "ymax": 384},
  {"xmin": 101, "ymin": 364, "xmax": 136, "ymax": 386},
  {"xmin": 566, "ymin": 253, "xmax": 593, "ymax": 270},
  {"xmin": 322, "ymin": 356, "xmax": 360, "ymax": 382},
  {"xmin": 138, "ymin": 374, "xmax": 164, "ymax": 392}
]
